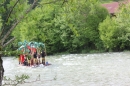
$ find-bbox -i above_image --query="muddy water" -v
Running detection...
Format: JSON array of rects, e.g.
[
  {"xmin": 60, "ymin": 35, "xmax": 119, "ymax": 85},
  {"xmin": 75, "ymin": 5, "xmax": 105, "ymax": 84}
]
[{"xmin": 2, "ymin": 52, "xmax": 130, "ymax": 86}]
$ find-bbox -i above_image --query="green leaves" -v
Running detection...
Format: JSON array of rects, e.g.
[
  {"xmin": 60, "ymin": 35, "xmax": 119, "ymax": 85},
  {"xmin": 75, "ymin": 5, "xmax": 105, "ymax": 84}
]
[
  {"xmin": 99, "ymin": 17, "xmax": 116, "ymax": 49},
  {"xmin": 11, "ymin": 0, "xmax": 109, "ymax": 54},
  {"xmin": 99, "ymin": 3, "xmax": 130, "ymax": 51}
]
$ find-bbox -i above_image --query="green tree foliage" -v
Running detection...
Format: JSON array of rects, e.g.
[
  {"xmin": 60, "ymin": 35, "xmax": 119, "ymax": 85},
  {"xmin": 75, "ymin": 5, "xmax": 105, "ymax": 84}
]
[
  {"xmin": 99, "ymin": 17, "xmax": 118, "ymax": 51},
  {"xmin": 115, "ymin": 3, "xmax": 130, "ymax": 50},
  {"xmin": 64, "ymin": 0, "xmax": 109, "ymax": 52},
  {"xmin": 0, "ymin": 0, "xmax": 40, "ymax": 85},
  {"xmin": 99, "ymin": 3, "xmax": 130, "ymax": 51},
  {"xmin": 99, "ymin": 0, "xmax": 124, "ymax": 3},
  {"xmin": 52, "ymin": 0, "xmax": 109, "ymax": 53},
  {"xmin": 80, "ymin": 2, "xmax": 109, "ymax": 50},
  {"xmin": 11, "ymin": 0, "xmax": 109, "ymax": 54}
]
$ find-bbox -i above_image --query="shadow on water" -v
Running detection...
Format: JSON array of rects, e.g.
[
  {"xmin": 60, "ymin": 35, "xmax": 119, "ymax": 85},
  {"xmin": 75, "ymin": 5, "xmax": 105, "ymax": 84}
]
[{"xmin": 2, "ymin": 52, "xmax": 130, "ymax": 86}]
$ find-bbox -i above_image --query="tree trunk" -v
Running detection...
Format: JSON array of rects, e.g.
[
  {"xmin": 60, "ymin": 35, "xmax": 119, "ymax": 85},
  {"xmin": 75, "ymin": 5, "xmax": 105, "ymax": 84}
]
[{"xmin": 0, "ymin": 46, "xmax": 4, "ymax": 86}]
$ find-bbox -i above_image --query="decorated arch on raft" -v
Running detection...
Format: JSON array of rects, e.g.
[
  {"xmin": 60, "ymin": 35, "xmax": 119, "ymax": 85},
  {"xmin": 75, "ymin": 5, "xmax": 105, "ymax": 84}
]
[{"xmin": 17, "ymin": 40, "xmax": 46, "ymax": 65}]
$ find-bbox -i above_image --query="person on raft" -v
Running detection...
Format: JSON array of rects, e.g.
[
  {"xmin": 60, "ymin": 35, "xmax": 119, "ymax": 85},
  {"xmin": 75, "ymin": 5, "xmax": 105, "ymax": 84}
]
[
  {"xmin": 37, "ymin": 52, "xmax": 41, "ymax": 65},
  {"xmin": 33, "ymin": 51, "xmax": 37, "ymax": 66},
  {"xmin": 23, "ymin": 55, "xmax": 28, "ymax": 66},
  {"xmin": 27, "ymin": 53, "xmax": 31, "ymax": 66},
  {"xmin": 41, "ymin": 50, "xmax": 46, "ymax": 65}
]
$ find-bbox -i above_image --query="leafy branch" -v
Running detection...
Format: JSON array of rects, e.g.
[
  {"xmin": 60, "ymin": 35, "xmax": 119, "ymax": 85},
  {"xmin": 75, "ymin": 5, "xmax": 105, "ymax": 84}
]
[
  {"xmin": 1, "ymin": 0, "xmax": 38, "ymax": 47},
  {"xmin": 3, "ymin": 74, "xmax": 57, "ymax": 86}
]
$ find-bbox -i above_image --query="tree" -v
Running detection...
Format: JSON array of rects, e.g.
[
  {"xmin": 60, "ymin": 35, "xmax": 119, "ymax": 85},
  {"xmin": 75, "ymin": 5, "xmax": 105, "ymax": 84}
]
[
  {"xmin": 11, "ymin": 0, "xmax": 109, "ymax": 54},
  {"xmin": 0, "ymin": 0, "xmax": 71, "ymax": 85},
  {"xmin": 99, "ymin": 3, "xmax": 130, "ymax": 51},
  {"xmin": 0, "ymin": 0, "xmax": 41, "ymax": 85},
  {"xmin": 63, "ymin": 0, "xmax": 109, "ymax": 52},
  {"xmin": 99, "ymin": 16, "xmax": 118, "ymax": 51}
]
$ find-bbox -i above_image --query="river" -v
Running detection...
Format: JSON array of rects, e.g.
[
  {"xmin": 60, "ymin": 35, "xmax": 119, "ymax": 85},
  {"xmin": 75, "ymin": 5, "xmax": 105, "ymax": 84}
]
[{"xmin": 2, "ymin": 52, "xmax": 130, "ymax": 86}]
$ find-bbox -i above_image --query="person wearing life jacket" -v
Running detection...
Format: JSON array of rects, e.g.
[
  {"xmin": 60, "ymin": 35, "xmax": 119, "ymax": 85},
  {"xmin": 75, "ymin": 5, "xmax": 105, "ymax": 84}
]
[{"xmin": 20, "ymin": 54, "xmax": 24, "ymax": 65}]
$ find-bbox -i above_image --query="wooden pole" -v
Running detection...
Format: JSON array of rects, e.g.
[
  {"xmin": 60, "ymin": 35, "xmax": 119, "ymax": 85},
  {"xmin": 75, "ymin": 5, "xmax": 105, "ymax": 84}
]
[{"xmin": 44, "ymin": 44, "xmax": 47, "ymax": 56}]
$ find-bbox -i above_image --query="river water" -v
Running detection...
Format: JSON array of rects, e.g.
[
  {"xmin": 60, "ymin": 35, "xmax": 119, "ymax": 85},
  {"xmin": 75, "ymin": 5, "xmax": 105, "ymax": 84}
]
[{"xmin": 2, "ymin": 52, "xmax": 130, "ymax": 86}]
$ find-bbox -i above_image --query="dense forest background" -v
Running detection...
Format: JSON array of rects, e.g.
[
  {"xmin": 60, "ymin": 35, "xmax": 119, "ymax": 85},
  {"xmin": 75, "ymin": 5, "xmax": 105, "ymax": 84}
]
[{"xmin": 3, "ymin": 0, "xmax": 130, "ymax": 55}]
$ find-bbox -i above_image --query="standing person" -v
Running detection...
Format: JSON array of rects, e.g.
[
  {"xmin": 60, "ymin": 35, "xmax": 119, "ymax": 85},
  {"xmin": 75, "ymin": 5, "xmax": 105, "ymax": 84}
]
[
  {"xmin": 23, "ymin": 55, "xmax": 28, "ymax": 66},
  {"xmin": 33, "ymin": 51, "xmax": 37, "ymax": 66},
  {"xmin": 18, "ymin": 54, "xmax": 20, "ymax": 65},
  {"xmin": 27, "ymin": 53, "xmax": 31, "ymax": 66},
  {"xmin": 20, "ymin": 54, "xmax": 24, "ymax": 65},
  {"xmin": 41, "ymin": 50, "xmax": 46, "ymax": 65},
  {"xmin": 37, "ymin": 52, "xmax": 41, "ymax": 65},
  {"xmin": 30, "ymin": 52, "xmax": 34, "ymax": 66}
]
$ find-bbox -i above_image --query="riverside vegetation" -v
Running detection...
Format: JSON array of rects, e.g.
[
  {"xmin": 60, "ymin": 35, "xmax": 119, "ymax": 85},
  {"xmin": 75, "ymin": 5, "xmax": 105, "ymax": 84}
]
[
  {"xmin": 4, "ymin": 0, "xmax": 130, "ymax": 55},
  {"xmin": 1, "ymin": 0, "xmax": 130, "ymax": 85}
]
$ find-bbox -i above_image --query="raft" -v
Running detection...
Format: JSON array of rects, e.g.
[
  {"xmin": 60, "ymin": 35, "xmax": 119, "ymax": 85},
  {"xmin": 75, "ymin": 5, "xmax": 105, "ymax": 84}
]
[{"xmin": 19, "ymin": 54, "xmax": 51, "ymax": 67}]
